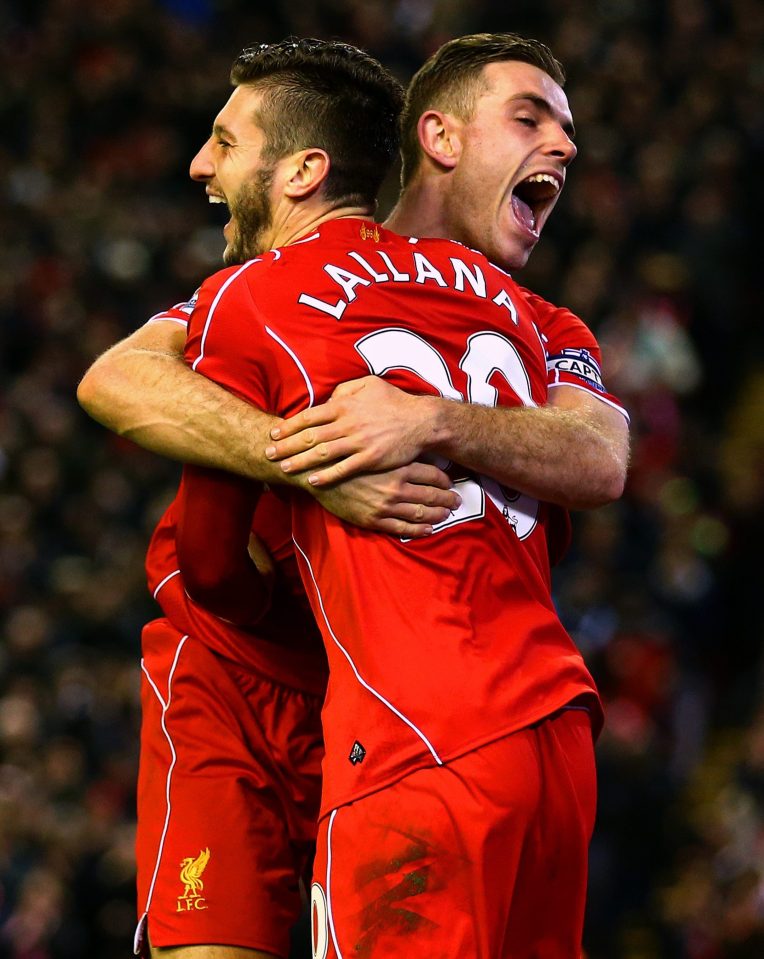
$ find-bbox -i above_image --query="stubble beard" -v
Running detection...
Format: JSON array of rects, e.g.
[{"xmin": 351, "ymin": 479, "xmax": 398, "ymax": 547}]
[{"xmin": 223, "ymin": 167, "xmax": 275, "ymax": 266}]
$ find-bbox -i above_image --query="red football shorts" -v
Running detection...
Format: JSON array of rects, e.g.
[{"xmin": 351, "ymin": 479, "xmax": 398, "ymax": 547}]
[
  {"xmin": 134, "ymin": 618, "xmax": 324, "ymax": 957},
  {"xmin": 311, "ymin": 706, "xmax": 596, "ymax": 959}
]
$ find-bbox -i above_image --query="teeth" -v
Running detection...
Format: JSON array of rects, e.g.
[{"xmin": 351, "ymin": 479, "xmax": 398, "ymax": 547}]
[
  {"xmin": 208, "ymin": 195, "xmax": 227, "ymax": 204},
  {"xmin": 524, "ymin": 173, "xmax": 559, "ymax": 192}
]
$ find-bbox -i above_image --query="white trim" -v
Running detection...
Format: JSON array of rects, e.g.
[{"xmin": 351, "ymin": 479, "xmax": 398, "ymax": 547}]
[
  {"xmin": 292, "ymin": 537, "xmax": 442, "ymax": 764},
  {"xmin": 326, "ymin": 809, "xmax": 343, "ymax": 959},
  {"xmin": 191, "ymin": 260, "xmax": 260, "ymax": 371},
  {"xmin": 139, "ymin": 634, "xmax": 189, "ymax": 916},
  {"xmin": 265, "ymin": 326, "xmax": 315, "ymax": 409},
  {"xmin": 547, "ymin": 380, "xmax": 630, "ymax": 423},
  {"xmin": 152, "ymin": 569, "xmax": 180, "ymax": 600},
  {"xmin": 292, "ymin": 232, "xmax": 320, "ymax": 245},
  {"xmin": 146, "ymin": 315, "xmax": 188, "ymax": 328}
]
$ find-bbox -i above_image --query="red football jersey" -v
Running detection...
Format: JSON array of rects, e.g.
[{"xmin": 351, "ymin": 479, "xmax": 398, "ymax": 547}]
[{"xmin": 180, "ymin": 218, "xmax": 610, "ymax": 816}]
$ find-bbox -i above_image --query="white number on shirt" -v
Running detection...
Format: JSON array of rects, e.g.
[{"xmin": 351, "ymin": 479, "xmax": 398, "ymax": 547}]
[
  {"xmin": 311, "ymin": 882, "xmax": 329, "ymax": 959},
  {"xmin": 355, "ymin": 328, "xmax": 539, "ymax": 539}
]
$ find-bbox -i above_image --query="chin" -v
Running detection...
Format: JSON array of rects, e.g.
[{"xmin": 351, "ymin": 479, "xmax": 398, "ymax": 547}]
[
  {"xmin": 508, "ymin": 234, "xmax": 539, "ymax": 271},
  {"xmin": 489, "ymin": 243, "xmax": 533, "ymax": 274}
]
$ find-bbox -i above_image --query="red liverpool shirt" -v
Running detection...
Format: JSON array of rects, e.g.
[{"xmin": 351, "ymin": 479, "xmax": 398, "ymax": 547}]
[{"xmin": 181, "ymin": 219, "xmax": 616, "ymax": 816}]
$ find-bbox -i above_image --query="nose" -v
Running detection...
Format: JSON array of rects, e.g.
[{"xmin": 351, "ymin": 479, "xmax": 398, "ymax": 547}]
[
  {"xmin": 190, "ymin": 138, "xmax": 214, "ymax": 181},
  {"xmin": 548, "ymin": 128, "xmax": 577, "ymax": 166}
]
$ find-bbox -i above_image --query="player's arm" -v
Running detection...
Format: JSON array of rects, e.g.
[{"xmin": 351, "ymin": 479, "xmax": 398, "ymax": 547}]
[
  {"xmin": 77, "ymin": 309, "xmax": 459, "ymax": 538},
  {"xmin": 264, "ymin": 294, "xmax": 630, "ymax": 511},
  {"xmin": 265, "ymin": 377, "xmax": 627, "ymax": 509},
  {"xmin": 175, "ymin": 464, "xmax": 271, "ymax": 627},
  {"xmin": 76, "ymin": 316, "xmax": 285, "ymax": 483},
  {"xmin": 77, "ymin": 318, "xmax": 460, "ymax": 535}
]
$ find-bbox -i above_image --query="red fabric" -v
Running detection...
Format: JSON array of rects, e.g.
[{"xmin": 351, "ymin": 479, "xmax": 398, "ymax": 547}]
[
  {"xmin": 135, "ymin": 619, "xmax": 324, "ymax": 957},
  {"xmin": 176, "ymin": 464, "xmax": 270, "ymax": 628},
  {"xmin": 146, "ymin": 485, "xmax": 327, "ymax": 695},
  {"xmin": 182, "ymin": 219, "xmax": 603, "ymax": 817},
  {"xmin": 311, "ymin": 707, "xmax": 597, "ymax": 958}
]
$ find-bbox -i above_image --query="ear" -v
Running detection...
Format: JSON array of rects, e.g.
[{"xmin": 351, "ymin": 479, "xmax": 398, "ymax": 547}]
[
  {"xmin": 283, "ymin": 148, "xmax": 331, "ymax": 199},
  {"xmin": 417, "ymin": 110, "xmax": 462, "ymax": 170}
]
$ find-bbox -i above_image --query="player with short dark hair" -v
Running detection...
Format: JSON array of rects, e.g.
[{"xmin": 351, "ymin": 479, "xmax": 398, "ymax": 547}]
[
  {"xmin": 207, "ymin": 38, "xmax": 403, "ymax": 268},
  {"xmin": 126, "ymin": 39, "xmax": 437, "ymax": 959}
]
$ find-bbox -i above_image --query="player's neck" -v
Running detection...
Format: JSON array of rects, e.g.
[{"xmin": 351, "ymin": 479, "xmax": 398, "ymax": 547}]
[{"xmin": 384, "ymin": 178, "xmax": 449, "ymax": 240}]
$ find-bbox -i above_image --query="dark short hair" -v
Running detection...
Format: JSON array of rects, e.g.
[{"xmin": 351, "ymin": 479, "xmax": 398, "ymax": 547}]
[
  {"xmin": 230, "ymin": 38, "xmax": 404, "ymax": 209},
  {"xmin": 400, "ymin": 33, "xmax": 566, "ymax": 187}
]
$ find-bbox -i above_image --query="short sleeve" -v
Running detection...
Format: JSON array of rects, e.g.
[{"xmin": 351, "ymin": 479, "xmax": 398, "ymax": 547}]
[
  {"xmin": 146, "ymin": 288, "xmax": 201, "ymax": 328},
  {"xmin": 520, "ymin": 287, "xmax": 629, "ymax": 421}
]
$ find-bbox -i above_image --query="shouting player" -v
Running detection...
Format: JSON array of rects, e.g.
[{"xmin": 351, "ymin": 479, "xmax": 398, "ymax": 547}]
[{"xmin": 78, "ymin": 34, "xmax": 628, "ymax": 959}]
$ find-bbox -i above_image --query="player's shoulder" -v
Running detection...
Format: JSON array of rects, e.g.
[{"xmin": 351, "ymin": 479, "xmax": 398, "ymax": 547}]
[
  {"xmin": 196, "ymin": 253, "xmax": 286, "ymax": 307},
  {"xmin": 515, "ymin": 284, "xmax": 589, "ymax": 329},
  {"xmin": 198, "ymin": 260, "xmax": 257, "ymax": 294}
]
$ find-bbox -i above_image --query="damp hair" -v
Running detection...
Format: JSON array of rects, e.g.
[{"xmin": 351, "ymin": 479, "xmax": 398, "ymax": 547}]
[{"xmin": 230, "ymin": 38, "xmax": 404, "ymax": 209}]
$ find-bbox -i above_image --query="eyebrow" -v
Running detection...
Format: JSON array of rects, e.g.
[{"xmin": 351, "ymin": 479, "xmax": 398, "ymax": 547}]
[
  {"xmin": 212, "ymin": 122, "xmax": 236, "ymax": 142},
  {"xmin": 509, "ymin": 93, "xmax": 576, "ymax": 140}
]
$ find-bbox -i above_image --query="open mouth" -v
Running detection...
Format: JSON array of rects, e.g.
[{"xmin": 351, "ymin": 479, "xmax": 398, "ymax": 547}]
[
  {"xmin": 207, "ymin": 192, "xmax": 232, "ymax": 235},
  {"xmin": 511, "ymin": 173, "xmax": 561, "ymax": 237}
]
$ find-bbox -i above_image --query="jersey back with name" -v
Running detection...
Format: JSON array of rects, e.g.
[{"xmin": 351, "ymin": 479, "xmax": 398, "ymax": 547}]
[{"xmin": 185, "ymin": 219, "xmax": 600, "ymax": 816}]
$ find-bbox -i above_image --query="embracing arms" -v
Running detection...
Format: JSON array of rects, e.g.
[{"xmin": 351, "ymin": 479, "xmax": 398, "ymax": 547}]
[
  {"xmin": 264, "ymin": 375, "xmax": 629, "ymax": 510},
  {"xmin": 78, "ymin": 318, "xmax": 628, "ymax": 519},
  {"xmin": 77, "ymin": 319, "xmax": 459, "ymax": 538}
]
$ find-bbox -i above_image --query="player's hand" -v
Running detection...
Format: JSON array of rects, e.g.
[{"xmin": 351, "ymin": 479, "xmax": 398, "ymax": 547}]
[
  {"xmin": 309, "ymin": 462, "xmax": 461, "ymax": 538},
  {"xmin": 265, "ymin": 377, "xmax": 434, "ymax": 486}
]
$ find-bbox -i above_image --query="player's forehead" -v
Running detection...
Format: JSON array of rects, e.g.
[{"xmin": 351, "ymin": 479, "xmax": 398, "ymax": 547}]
[
  {"xmin": 475, "ymin": 60, "xmax": 573, "ymax": 127},
  {"xmin": 212, "ymin": 84, "xmax": 266, "ymax": 140}
]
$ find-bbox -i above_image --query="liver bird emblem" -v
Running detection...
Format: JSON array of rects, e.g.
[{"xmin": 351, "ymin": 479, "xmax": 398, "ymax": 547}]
[{"xmin": 179, "ymin": 848, "xmax": 210, "ymax": 898}]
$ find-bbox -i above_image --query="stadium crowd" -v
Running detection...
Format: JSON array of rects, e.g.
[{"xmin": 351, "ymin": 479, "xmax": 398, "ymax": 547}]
[{"xmin": 0, "ymin": 0, "xmax": 762, "ymax": 956}]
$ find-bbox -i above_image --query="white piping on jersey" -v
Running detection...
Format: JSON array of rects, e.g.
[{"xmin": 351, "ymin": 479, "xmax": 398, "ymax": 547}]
[
  {"xmin": 146, "ymin": 315, "xmax": 189, "ymax": 328},
  {"xmin": 152, "ymin": 569, "xmax": 181, "ymax": 599},
  {"xmin": 265, "ymin": 326, "xmax": 315, "ymax": 409},
  {"xmin": 140, "ymin": 634, "xmax": 189, "ymax": 916},
  {"xmin": 291, "ymin": 231, "xmax": 320, "ymax": 245},
  {"xmin": 292, "ymin": 536, "xmax": 443, "ymax": 765},
  {"xmin": 531, "ymin": 321, "xmax": 546, "ymax": 353},
  {"xmin": 191, "ymin": 260, "xmax": 260, "ymax": 371},
  {"xmin": 326, "ymin": 809, "xmax": 343, "ymax": 959},
  {"xmin": 547, "ymin": 380, "xmax": 630, "ymax": 422}
]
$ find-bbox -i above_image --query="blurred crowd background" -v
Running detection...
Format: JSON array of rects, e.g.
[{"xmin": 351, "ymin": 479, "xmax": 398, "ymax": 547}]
[{"xmin": 1, "ymin": 0, "xmax": 762, "ymax": 956}]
